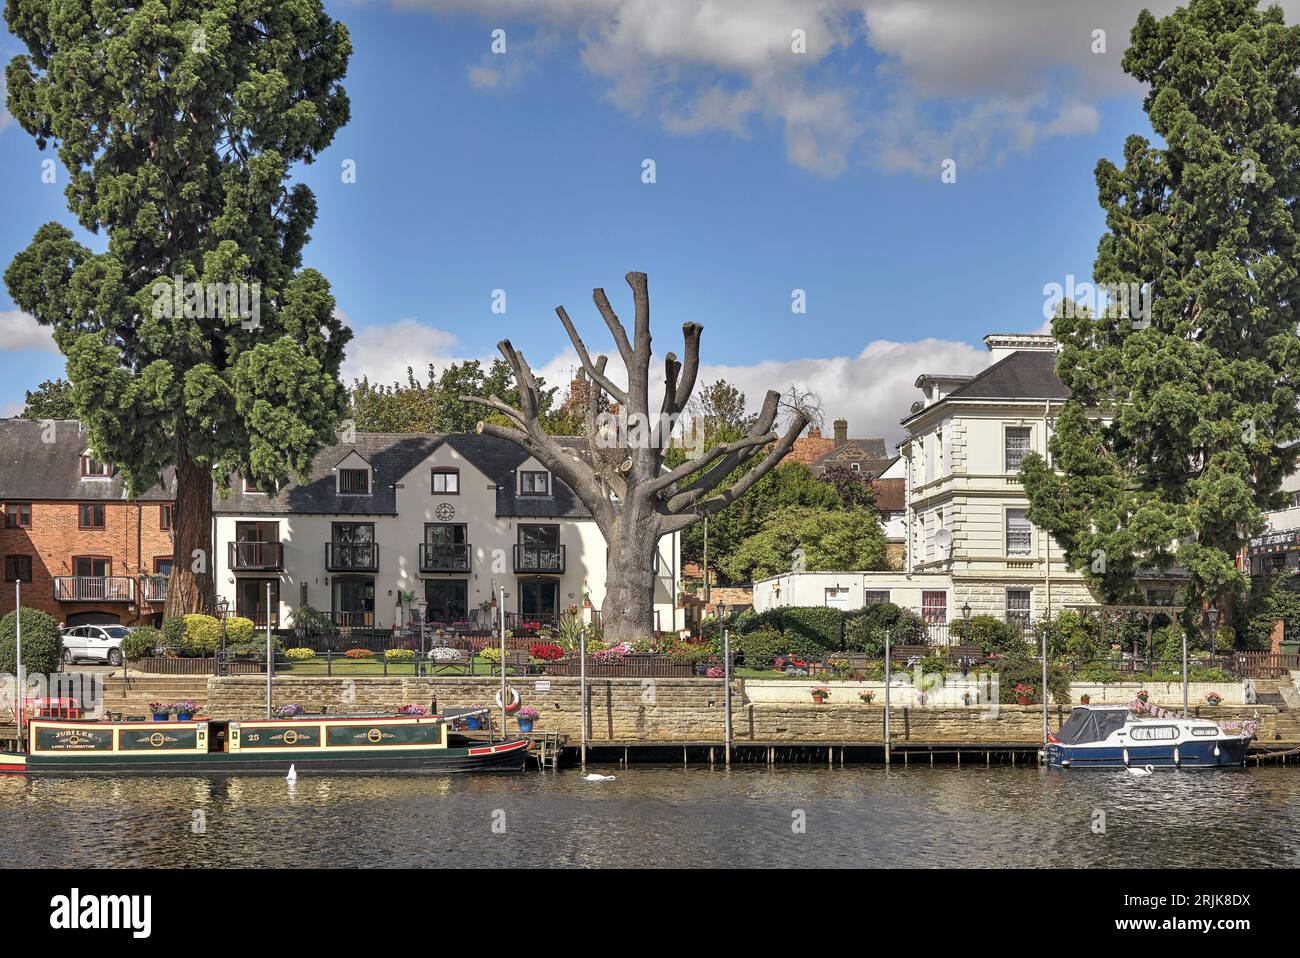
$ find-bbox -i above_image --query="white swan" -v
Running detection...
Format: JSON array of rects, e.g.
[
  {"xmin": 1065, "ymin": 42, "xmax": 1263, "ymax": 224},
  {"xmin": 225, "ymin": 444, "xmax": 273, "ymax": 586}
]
[
  {"xmin": 1127, "ymin": 765, "xmax": 1155, "ymax": 776},
  {"xmin": 286, "ymin": 764, "xmax": 298, "ymax": 782},
  {"xmin": 582, "ymin": 772, "xmax": 615, "ymax": 781}
]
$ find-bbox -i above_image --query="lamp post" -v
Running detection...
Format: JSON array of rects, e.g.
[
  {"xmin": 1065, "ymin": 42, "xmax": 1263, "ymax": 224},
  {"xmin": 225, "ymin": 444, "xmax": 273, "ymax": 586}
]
[
  {"xmin": 417, "ymin": 599, "xmax": 427, "ymax": 678},
  {"xmin": 961, "ymin": 602, "xmax": 971, "ymax": 643},
  {"xmin": 215, "ymin": 596, "xmax": 230, "ymax": 677}
]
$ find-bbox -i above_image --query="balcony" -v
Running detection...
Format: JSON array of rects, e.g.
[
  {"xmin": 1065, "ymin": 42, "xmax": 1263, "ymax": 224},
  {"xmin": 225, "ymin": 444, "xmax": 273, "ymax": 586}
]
[
  {"xmin": 419, "ymin": 542, "xmax": 471, "ymax": 573},
  {"xmin": 141, "ymin": 575, "xmax": 167, "ymax": 603},
  {"xmin": 229, "ymin": 540, "xmax": 283, "ymax": 571},
  {"xmin": 53, "ymin": 576, "xmax": 134, "ymax": 602},
  {"xmin": 330, "ymin": 610, "xmax": 375, "ymax": 628},
  {"xmin": 326, "ymin": 542, "xmax": 379, "ymax": 572},
  {"xmin": 513, "ymin": 544, "xmax": 565, "ymax": 574},
  {"xmin": 235, "ymin": 609, "xmax": 280, "ymax": 628}
]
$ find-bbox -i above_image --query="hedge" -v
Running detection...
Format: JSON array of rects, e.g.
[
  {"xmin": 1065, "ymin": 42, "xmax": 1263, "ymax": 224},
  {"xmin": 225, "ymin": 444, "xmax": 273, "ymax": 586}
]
[
  {"xmin": 183, "ymin": 614, "xmax": 222, "ymax": 655},
  {"xmin": 122, "ymin": 627, "xmax": 161, "ymax": 659},
  {"xmin": 781, "ymin": 606, "xmax": 843, "ymax": 652},
  {"xmin": 735, "ymin": 628, "xmax": 827, "ymax": 669},
  {"xmin": 0, "ymin": 608, "xmax": 62, "ymax": 675}
]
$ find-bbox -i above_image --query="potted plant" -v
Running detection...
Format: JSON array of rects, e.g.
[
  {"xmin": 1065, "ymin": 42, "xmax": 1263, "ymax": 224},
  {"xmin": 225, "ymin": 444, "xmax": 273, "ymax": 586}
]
[
  {"xmin": 1014, "ymin": 682, "xmax": 1034, "ymax": 706},
  {"xmin": 174, "ymin": 699, "xmax": 199, "ymax": 721},
  {"xmin": 810, "ymin": 686, "xmax": 831, "ymax": 704},
  {"xmin": 516, "ymin": 706, "xmax": 539, "ymax": 733},
  {"xmin": 275, "ymin": 703, "xmax": 305, "ymax": 718},
  {"xmin": 858, "ymin": 690, "xmax": 876, "ymax": 704},
  {"xmin": 465, "ymin": 707, "xmax": 486, "ymax": 730},
  {"xmin": 1204, "ymin": 691, "xmax": 1223, "ymax": 706},
  {"xmin": 1079, "ymin": 693, "xmax": 1091, "ymax": 705},
  {"xmin": 148, "ymin": 702, "xmax": 172, "ymax": 722},
  {"xmin": 396, "ymin": 704, "xmax": 428, "ymax": 715}
]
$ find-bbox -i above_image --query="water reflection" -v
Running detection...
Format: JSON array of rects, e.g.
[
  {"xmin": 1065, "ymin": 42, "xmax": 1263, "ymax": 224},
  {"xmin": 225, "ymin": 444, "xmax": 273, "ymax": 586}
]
[{"xmin": 1, "ymin": 766, "xmax": 1296, "ymax": 868}]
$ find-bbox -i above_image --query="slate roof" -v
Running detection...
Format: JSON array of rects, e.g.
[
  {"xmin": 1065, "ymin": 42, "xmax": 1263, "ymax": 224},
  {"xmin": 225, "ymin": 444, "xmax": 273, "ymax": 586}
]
[
  {"xmin": 944, "ymin": 350, "xmax": 1070, "ymax": 401},
  {"xmin": 215, "ymin": 432, "xmax": 593, "ymax": 518},
  {"xmin": 0, "ymin": 419, "xmax": 173, "ymax": 501}
]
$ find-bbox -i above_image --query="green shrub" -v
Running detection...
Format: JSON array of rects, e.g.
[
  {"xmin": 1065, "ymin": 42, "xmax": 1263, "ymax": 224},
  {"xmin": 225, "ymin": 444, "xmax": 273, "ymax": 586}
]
[
  {"xmin": 288, "ymin": 604, "xmax": 336, "ymax": 636},
  {"xmin": 953, "ymin": 615, "xmax": 1030, "ymax": 658},
  {"xmin": 161, "ymin": 616, "xmax": 188, "ymax": 655},
  {"xmin": 182, "ymin": 614, "xmax": 221, "ymax": 655},
  {"xmin": 122, "ymin": 627, "xmax": 160, "ymax": 659},
  {"xmin": 844, "ymin": 603, "xmax": 929, "ymax": 653},
  {"xmin": 0, "ymin": 608, "xmax": 62, "ymax": 675},
  {"xmin": 225, "ymin": 616, "xmax": 256, "ymax": 645},
  {"xmin": 993, "ymin": 653, "xmax": 1070, "ymax": 705},
  {"xmin": 732, "ymin": 608, "xmax": 784, "ymax": 635},
  {"xmin": 284, "ymin": 647, "xmax": 316, "ymax": 661},
  {"xmin": 735, "ymin": 628, "xmax": 825, "ymax": 670},
  {"xmin": 780, "ymin": 606, "xmax": 843, "ymax": 652}
]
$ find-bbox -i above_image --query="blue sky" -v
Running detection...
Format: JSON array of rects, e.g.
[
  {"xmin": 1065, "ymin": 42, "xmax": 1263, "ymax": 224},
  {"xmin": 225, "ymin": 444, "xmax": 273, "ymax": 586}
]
[{"xmin": 0, "ymin": 0, "xmax": 1235, "ymax": 440}]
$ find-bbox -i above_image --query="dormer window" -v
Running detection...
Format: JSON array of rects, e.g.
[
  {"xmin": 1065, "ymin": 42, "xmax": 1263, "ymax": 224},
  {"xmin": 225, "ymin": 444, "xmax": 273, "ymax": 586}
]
[
  {"xmin": 241, "ymin": 476, "xmax": 279, "ymax": 495},
  {"xmin": 520, "ymin": 470, "xmax": 549, "ymax": 496},
  {"xmin": 81, "ymin": 453, "xmax": 112, "ymax": 478},
  {"xmin": 339, "ymin": 468, "xmax": 370, "ymax": 495}
]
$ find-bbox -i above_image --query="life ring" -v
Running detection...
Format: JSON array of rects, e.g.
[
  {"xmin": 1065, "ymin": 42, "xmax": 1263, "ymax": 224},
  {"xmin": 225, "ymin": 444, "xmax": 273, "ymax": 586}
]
[{"xmin": 495, "ymin": 687, "xmax": 521, "ymax": 714}]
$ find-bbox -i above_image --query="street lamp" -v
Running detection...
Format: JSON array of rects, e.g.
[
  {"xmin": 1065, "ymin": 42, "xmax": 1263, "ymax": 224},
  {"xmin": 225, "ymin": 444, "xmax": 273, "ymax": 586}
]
[
  {"xmin": 215, "ymin": 596, "xmax": 230, "ymax": 677},
  {"xmin": 1207, "ymin": 605, "xmax": 1221, "ymax": 663}
]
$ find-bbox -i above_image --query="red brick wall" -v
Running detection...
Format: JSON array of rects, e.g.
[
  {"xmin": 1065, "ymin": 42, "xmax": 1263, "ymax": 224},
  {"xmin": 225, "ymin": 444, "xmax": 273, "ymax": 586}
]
[{"xmin": 0, "ymin": 500, "xmax": 174, "ymax": 625}]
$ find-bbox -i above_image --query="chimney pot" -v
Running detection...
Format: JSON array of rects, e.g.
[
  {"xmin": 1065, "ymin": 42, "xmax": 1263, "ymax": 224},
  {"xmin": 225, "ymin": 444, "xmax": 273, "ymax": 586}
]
[
  {"xmin": 808, "ymin": 426, "xmax": 822, "ymax": 439},
  {"xmin": 833, "ymin": 418, "xmax": 848, "ymax": 444}
]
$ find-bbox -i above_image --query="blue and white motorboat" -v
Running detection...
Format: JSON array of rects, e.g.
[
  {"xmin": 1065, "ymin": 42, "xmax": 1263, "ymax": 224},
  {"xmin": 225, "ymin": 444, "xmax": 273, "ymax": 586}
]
[{"xmin": 1044, "ymin": 703, "xmax": 1256, "ymax": 769}]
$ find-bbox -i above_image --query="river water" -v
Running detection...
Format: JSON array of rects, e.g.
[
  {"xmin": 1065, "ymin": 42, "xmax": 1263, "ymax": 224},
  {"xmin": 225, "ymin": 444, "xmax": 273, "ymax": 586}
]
[{"xmin": 1, "ymin": 765, "xmax": 1297, "ymax": 868}]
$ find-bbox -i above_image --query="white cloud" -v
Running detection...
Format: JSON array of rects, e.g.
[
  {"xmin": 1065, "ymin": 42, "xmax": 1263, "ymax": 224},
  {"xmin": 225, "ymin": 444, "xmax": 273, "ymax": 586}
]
[
  {"xmin": 338, "ymin": 311, "xmax": 994, "ymax": 444},
  {"xmin": 339, "ymin": 317, "xmax": 466, "ymax": 386},
  {"xmin": 0, "ymin": 310, "xmax": 56, "ymax": 352},
  {"xmin": 394, "ymin": 0, "xmax": 1297, "ymax": 175}
]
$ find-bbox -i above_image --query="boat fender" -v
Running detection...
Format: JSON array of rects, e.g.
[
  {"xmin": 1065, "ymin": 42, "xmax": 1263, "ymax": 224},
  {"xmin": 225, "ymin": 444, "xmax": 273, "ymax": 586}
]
[
  {"xmin": 1173, "ymin": 745, "xmax": 1180, "ymax": 769},
  {"xmin": 1214, "ymin": 744, "xmax": 1221, "ymax": 757},
  {"xmin": 495, "ymin": 687, "xmax": 521, "ymax": 714},
  {"xmin": 1122, "ymin": 747, "xmax": 1130, "ymax": 768}
]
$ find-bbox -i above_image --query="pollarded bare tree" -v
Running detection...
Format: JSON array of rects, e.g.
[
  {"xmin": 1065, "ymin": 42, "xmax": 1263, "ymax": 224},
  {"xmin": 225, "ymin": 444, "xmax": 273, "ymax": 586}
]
[{"xmin": 463, "ymin": 272, "xmax": 810, "ymax": 642}]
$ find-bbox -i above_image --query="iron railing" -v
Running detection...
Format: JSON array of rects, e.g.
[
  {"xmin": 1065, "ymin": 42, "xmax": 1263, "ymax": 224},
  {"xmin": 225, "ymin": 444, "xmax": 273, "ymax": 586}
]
[
  {"xmin": 53, "ymin": 576, "xmax": 134, "ymax": 602},
  {"xmin": 418, "ymin": 542, "xmax": 471, "ymax": 572},
  {"xmin": 326, "ymin": 542, "xmax": 379, "ymax": 571},
  {"xmin": 228, "ymin": 541, "xmax": 283, "ymax": 570},
  {"xmin": 513, "ymin": 544, "xmax": 565, "ymax": 574}
]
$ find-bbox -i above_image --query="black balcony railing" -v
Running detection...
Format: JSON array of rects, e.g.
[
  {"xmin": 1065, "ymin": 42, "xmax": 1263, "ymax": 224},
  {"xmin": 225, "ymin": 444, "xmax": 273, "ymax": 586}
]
[
  {"xmin": 141, "ymin": 575, "xmax": 167, "ymax": 603},
  {"xmin": 229, "ymin": 540, "xmax": 283, "ymax": 570},
  {"xmin": 53, "ymin": 576, "xmax": 134, "ymax": 602},
  {"xmin": 331, "ymin": 610, "xmax": 375, "ymax": 628},
  {"xmin": 235, "ymin": 610, "xmax": 280, "ymax": 628},
  {"xmin": 419, "ymin": 542, "xmax": 471, "ymax": 572},
  {"xmin": 513, "ymin": 543, "xmax": 565, "ymax": 574},
  {"xmin": 326, "ymin": 542, "xmax": 379, "ymax": 572}
]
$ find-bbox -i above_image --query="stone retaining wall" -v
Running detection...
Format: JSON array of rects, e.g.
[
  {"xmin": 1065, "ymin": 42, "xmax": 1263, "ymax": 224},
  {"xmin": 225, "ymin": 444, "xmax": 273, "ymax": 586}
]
[{"xmin": 204, "ymin": 676, "xmax": 1285, "ymax": 744}]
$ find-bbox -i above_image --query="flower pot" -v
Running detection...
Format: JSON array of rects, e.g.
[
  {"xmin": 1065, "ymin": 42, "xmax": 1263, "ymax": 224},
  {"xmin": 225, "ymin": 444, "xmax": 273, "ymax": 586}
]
[
  {"xmin": 176, "ymin": 712, "xmax": 193, "ymax": 721},
  {"xmin": 811, "ymin": 695, "xmax": 827, "ymax": 704},
  {"xmin": 1016, "ymin": 696, "xmax": 1030, "ymax": 706},
  {"xmin": 152, "ymin": 713, "xmax": 168, "ymax": 722},
  {"xmin": 1079, "ymin": 695, "xmax": 1090, "ymax": 705},
  {"xmin": 518, "ymin": 718, "xmax": 534, "ymax": 733}
]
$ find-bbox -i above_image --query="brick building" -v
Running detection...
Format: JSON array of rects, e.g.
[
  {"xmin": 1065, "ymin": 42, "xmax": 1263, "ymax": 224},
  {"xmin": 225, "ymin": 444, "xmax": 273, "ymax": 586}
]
[{"xmin": 0, "ymin": 419, "xmax": 174, "ymax": 626}]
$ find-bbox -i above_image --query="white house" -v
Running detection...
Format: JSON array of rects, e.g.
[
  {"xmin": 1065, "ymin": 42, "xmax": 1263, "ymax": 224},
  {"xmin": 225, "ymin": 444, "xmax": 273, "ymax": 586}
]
[
  {"xmin": 213, "ymin": 433, "xmax": 681, "ymax": 632},
  {"xmin": 755, "ymin": 332, "xmax": 1180, "ymax": 625}
]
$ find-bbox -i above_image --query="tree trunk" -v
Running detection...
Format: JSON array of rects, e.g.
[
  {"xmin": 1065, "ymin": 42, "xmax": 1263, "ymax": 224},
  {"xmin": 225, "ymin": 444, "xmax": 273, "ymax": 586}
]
[
  {"xmin": 163, "ymin": 427, "xmax": 215, "ymax": 618},
  {"xmin": 600, "ymin": 515, "xmax": 660, "ymax": 642}
]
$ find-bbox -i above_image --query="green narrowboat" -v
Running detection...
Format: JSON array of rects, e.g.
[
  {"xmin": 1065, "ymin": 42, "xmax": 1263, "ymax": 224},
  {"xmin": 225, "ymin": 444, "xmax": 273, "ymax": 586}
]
[{"xmin": 0, "ymin": 708, "xmax": 529, "ymax": 775}]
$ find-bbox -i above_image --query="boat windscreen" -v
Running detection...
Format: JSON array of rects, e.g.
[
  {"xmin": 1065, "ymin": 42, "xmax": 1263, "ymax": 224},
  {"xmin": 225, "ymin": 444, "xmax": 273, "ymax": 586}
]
[
  {"xmin": 441, "ymin": 706, "xmax": 490, "ymax": 719},
  {"xmin": 1055, "ymin": 708, "xmax": 1128, "ymax": 745}
]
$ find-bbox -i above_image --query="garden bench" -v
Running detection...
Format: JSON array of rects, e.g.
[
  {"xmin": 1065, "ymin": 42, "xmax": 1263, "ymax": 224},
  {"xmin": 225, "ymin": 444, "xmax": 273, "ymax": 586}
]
[{"xmin": 430, "ymin": 650, "xmax": 472, "ymax": 673}]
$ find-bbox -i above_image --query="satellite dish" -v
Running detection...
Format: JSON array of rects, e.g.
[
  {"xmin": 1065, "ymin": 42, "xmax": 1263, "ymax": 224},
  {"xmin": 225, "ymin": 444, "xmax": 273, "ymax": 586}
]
[{"xmin": 934, "ymin": 528, "xmax": 953, "ymax": 551}]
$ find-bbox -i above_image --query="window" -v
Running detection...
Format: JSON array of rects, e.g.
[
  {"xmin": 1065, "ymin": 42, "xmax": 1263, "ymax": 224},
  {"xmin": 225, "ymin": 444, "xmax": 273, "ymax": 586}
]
[
  {"xmin": 4, "ymin": 503, "xmax": 31, "ymax": 528},
  {"xmin": 922, "ymin": 591, "xmax": 947, "ymax": 624},
  {"xmin": 1006, "ymin": 589, "xmax": 1032, "ymax": 628},
  {"xmin": 237, "ymin": 578, "xmax": 281, "ymax": 627},
  {"xmin": 4, "ymin": 555, "xmax": 32, "ymax": 582},
  {"xmin": 1005, "ymin": 426, "xmax": 1032, "ymax": 472},
  {"xmin": 1146, "ymin": 588, "xmax": 1175, "ymax": 606},
  {"xmin": 520, "ymin": 470, "xmax": 549, "ymax": 496},
  {"xmin": 73, "ymin": 556, "xmax": 110, "ymax": 577},
  {"xmin": 338, "ymin": 468, "xmax": 370, "ymax": 495},
  {"xmin": 824, "ymin": 587, "xmax": 849, "ymax": 609},
  {"xmin": 864, "ymin": 590, "xmax": 891, "ymax": 605},
  {"xmin": 153, "ymin": 556, "xmax": 173, "ymax": 576},
  {"xmin": 851, "ymin": 462, "xmax": 861, "ymax": 473},
  {"xmin": 80, "ymin": 454, "xmax": 111, "ymax": 477},
  {"xmin": 431, "ymin": 468, "xmax": 460, "ymax": 495},
  {"xmin": 1129, "ymin": 725, "xmax": 1178, "ymax": 742},
  {"xmin": 160, "ymin": 503, "xmax": 173, "ymax": 530},
  {"xmin": 1005, "ymin": 508, "xmax": 1032, "ymax": 556},
  {"xmin": 78, "ymin": 503, "xmax": 106, "ymax": 529}
]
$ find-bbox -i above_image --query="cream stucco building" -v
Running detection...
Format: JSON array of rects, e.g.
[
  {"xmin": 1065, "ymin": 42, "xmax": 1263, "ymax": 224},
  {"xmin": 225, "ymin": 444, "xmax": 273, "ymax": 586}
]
[{"xmin": 213, "ymin": 433, "xmax": 681, "ymax": 632}]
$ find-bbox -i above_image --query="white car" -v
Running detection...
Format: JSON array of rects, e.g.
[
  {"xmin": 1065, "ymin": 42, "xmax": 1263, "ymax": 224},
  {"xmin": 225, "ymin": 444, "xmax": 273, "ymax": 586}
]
[{"xmin": 61, "ymin": 624, "xmax": 132, "ymax": 666}]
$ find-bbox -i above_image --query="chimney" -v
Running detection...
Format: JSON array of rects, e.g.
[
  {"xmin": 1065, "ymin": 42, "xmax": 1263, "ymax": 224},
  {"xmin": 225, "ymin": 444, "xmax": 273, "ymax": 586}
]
[
  {"xmin": 807, "ymin": 426, "xmax": 822, "ymax": 439},
  {"xmin": 833, "ymin": 418, "xmax": 848, "ymax": 444}
]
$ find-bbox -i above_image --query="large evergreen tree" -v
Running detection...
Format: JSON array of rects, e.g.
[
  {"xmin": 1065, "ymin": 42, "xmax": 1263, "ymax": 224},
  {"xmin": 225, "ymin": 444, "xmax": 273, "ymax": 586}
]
[
  {"xmin": 1021, "ymin": 0, "xmax": 1300, "ymax": 625},
  {"xmin": 4, "ymin": 0, "xmax": 353, "ymax": 615}
]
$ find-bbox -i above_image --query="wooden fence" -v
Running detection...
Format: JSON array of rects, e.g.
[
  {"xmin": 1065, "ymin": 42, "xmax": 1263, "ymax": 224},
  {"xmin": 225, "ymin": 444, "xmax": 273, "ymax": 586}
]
[{"xmin": 1232, "ymin": 651, "xmax": 1300, "ymax": 678}]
